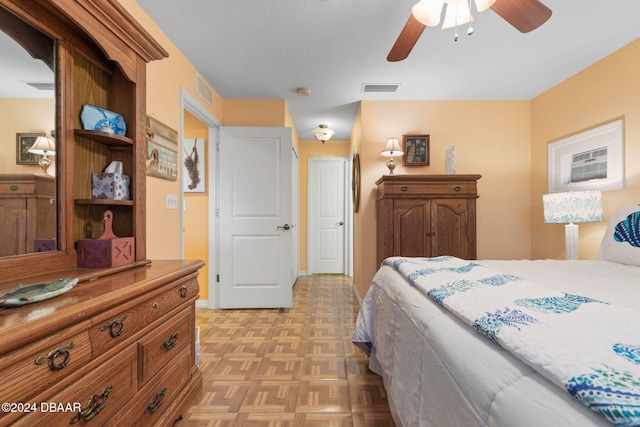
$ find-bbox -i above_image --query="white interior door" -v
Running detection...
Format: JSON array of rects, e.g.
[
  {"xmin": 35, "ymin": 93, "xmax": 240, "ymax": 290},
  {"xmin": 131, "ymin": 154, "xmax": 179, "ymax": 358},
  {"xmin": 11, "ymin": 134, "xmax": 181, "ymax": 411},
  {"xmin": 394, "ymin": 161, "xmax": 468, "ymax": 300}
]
[
  {"xmin": 219, "ymin": 127, "xmax": 293, "ymax": 309},
  {"xmin": 308, "ymin": 157, "xmax": 346, "ymax": 274}
]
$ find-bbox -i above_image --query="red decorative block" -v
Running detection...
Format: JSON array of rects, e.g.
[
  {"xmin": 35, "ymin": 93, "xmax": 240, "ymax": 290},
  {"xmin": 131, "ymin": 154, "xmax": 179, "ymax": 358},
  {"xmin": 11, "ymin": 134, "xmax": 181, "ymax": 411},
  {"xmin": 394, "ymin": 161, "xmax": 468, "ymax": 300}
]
[
  {"xmin": 77, "ymin": 237, "xmax": 134, "ymax": 268},
  {"xmin": 76, "ymin": 209, "xmax": 134, "ymax": 268}
]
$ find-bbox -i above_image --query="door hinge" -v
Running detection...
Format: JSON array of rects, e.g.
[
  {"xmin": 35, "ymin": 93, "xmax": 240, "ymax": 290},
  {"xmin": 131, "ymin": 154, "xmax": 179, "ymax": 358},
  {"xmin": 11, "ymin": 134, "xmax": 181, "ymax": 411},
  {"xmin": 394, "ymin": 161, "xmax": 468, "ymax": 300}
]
[
  {"xmin": 216, "ymin": 274, "xmax": 220, "ymax": 283},
  {"xmin": 216, "ymin": 142, "xmax": 220, "ymax": 152}
]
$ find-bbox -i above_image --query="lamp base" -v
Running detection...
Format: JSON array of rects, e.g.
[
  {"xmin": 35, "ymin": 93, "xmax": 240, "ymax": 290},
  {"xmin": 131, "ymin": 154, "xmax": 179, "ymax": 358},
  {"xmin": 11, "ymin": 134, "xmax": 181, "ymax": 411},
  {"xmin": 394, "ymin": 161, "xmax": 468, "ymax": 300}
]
[
  {"xmin": 38, "ymin": 155, "xmax": 52, "ymax": 176},
  {"xmin": 386, "ymin": 157, "xmax": 398, "ymax": 174},
  {"xmin": 565, "ymin": 222, "xmax": 579, "ymax": 260}
]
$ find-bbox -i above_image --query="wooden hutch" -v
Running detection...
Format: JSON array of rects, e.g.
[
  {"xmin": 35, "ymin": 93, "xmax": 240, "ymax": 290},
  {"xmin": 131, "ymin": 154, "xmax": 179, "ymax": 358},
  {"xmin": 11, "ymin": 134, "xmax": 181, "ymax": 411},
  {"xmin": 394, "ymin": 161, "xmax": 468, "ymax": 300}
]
[
  {"xmin": 0, "ymin": 1, "xmax": 204, "ymax": 425},
  {"xmin": 376, "ymin": 174, "xmax": 481, "ymax": 265}
]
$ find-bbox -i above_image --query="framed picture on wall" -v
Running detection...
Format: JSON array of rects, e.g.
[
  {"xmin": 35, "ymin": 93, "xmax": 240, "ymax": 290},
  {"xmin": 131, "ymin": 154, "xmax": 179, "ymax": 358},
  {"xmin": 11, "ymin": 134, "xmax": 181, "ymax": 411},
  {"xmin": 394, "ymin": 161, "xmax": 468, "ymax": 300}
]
[
  {"xmin": 402, "ymin": 134, "xmax": 430, "ymax": 166},
  {"xmin": 16, "ymin": 133, "xmax": 44, "ymax": 165},
  {"xmin": 183, "ymin": 137, "xmax": 205, "ymax": 192}
]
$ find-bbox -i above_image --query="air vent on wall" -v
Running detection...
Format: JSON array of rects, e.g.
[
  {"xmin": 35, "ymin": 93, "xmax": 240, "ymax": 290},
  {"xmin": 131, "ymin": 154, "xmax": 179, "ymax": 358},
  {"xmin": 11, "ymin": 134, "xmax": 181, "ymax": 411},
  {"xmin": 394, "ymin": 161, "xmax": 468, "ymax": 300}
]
[
  {"xmin": 195, "ymin": 72, "xmax": 213, "ymax": 106},
  {"xmin": 362, "ymin": 83, "xmax": 400, "ymax": 93},
  {"xmin": 25, "ymin": 81, "xmax": 54, "ymax": 91}
]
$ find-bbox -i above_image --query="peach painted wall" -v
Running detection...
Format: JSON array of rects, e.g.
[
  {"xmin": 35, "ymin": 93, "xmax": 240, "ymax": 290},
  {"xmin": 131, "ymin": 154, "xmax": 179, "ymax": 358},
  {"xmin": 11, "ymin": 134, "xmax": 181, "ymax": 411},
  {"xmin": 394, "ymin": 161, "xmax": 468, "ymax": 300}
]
[
  {"xmin": 121, "ymin": 0, "xmax": 221, "ymax": 262},
  {"xmin": 0, "ymin": 99, "xmax": 55, "ymax": 175},
  {"xmin": 298, "ymin": 140, "xmax": 351, "ymax": 272},
  {"xmin": 531, "ymin": 38, "xmax": 640, "ymax": 260},
  {"xmin": 355, "ymin": 100, "xmax": 532, "ymax": 297},
  {"xmin": 183, "ymin": 111, "xmax": 210, "ymax": 299}
]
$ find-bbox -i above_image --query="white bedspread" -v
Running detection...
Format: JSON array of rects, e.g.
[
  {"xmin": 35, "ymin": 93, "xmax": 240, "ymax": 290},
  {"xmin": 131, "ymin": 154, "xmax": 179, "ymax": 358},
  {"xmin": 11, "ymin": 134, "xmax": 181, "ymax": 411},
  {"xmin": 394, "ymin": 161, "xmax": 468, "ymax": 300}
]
[{"xmin": 353, "ymin": 259, "xmax": 640, "ymax": 427}]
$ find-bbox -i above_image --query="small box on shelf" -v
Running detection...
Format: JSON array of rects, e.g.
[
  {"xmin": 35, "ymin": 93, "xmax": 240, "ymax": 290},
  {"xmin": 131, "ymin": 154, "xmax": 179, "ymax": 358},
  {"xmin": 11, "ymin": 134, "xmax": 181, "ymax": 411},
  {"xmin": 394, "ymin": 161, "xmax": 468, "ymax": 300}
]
[{"xmin": 77, "ymin": 210, "xmax": 134, "ymax": 268}]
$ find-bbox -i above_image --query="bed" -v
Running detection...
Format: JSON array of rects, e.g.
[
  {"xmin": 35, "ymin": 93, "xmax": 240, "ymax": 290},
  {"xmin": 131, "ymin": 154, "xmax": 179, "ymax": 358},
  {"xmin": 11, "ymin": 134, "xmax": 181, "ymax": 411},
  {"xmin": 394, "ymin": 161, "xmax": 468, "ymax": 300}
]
[{"xmin": 353, "ymin": 205, "xmax": 640, "ymax": 427}]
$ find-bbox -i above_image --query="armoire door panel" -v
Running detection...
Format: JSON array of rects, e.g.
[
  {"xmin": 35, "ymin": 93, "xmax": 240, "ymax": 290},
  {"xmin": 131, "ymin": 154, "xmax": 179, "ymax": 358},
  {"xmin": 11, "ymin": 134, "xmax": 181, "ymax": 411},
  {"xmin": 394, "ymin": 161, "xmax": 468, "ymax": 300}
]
[
  {"xmin": 393, "ymin": 199, "xmax": 429, "ymax": 258},
  {"xmin": 431, "ymin": 199, "xmax": 468, "ymax": 258}
]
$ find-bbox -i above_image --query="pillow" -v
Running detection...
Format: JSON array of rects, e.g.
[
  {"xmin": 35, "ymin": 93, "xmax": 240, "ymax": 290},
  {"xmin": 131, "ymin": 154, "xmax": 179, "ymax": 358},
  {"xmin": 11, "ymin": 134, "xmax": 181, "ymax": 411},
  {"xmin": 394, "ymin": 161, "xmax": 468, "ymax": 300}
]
[{"xmin": 597, "ymin": 205, "xmax": 640, "ymax": 266}]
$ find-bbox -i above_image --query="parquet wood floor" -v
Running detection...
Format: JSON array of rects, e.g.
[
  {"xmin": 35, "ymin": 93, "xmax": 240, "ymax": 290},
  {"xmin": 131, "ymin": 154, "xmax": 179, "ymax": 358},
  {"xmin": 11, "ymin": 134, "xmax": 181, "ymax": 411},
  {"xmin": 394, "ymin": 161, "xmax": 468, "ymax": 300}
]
[{"xmin": 181, "ymin": 275, "xmax": 395, "ymax": 426}]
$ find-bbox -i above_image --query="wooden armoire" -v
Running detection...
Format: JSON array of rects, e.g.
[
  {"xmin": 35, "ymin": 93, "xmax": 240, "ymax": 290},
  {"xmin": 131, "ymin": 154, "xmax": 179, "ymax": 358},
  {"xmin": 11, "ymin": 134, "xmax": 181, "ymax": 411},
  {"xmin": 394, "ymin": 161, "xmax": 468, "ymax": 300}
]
[
  {"xmin": 376, "ymin": 174, "xmax": 481, "ymax": 265},
  {"xmin": 0, "ymin": 1, "xmax": 204, "ymax": 425}
]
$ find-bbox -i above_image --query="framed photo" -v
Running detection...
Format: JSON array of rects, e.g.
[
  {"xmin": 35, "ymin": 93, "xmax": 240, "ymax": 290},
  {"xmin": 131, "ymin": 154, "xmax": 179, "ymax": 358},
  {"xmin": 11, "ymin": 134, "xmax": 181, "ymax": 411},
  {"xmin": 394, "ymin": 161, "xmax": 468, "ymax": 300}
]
[
  {"xmin": 402, "ymin": 134, "xmax": 430, "ymax": 166},
  {"xmin": 16, "ymin": 133, "xmax": 44, "ymax": 165}
]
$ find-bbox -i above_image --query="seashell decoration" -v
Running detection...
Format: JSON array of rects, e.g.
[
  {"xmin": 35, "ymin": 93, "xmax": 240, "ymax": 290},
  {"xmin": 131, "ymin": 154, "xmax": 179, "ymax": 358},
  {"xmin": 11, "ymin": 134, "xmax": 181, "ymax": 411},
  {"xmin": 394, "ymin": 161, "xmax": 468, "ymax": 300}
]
[{"xmin": 613, "ymin": 211, "xmax": 640, "ymax": 247}]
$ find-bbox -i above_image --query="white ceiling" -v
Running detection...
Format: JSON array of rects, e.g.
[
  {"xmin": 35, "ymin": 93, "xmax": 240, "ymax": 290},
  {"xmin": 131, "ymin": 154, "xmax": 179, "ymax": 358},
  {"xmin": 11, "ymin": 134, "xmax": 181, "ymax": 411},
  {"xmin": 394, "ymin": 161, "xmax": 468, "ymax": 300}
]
[{"xmin": 133, "ymin": 2, "xmax": 639, "ymax": 139}]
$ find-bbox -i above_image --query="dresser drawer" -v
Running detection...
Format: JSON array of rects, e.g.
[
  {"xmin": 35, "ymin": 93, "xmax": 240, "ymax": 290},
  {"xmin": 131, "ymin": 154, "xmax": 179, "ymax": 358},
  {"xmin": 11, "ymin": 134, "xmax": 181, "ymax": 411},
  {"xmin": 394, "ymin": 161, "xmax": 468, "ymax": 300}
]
[
  {"xmin": 0, "ymin": 182, "xmax": 35, "ymax": 195},
  {"xmin": 14, "ymin": 344, "xmax": 137, "ymax": 427},
  {"xmin": 107, "ymin": 346, "xmax": 191, "ymax": 427},
  {"xmin": 388, "ymin": 182, "xmax": 473, "ymax": 196},
  {"xmin": 89, "ymin": 277, "xmax": 198, "ymax": 356},
  {"xmin": 0, "ymin": 326, "xmax": 92, "ymax": 405},
  {"xmin": 138, "ymin": 307, "xmax": 192, "ymax": 385}
]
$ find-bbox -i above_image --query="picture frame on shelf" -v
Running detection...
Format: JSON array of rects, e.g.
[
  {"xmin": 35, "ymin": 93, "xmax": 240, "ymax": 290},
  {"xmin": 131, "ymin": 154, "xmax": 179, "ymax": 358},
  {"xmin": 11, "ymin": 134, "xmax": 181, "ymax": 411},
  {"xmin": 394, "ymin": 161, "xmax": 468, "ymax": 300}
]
[
  {"xmin": 16, "ymin": 133, "xmax": 45, "ymax": 165},
  {"xmin": 402, "ymin": 134, "xmax": 430, "ymax": 166}
]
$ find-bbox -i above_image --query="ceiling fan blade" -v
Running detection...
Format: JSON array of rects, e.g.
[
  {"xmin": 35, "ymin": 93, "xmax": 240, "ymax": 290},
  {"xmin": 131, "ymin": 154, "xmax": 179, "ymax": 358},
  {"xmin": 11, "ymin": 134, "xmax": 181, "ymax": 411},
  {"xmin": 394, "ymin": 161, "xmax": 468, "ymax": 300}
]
[
  {"xmin": 491, "ymin": 0, "xmax": 552, "ymax": 33},
  {"xmin": 387, "ymin": 15, "xmax": 426, "ymax": 62}
]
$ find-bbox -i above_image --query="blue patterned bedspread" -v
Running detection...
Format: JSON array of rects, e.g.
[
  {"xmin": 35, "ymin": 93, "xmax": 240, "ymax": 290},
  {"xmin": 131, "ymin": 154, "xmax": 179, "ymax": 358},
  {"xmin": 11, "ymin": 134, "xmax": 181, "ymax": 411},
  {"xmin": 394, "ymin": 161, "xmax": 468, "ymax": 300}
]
[{"xmin": 384, "ymin": 256, "xmax": 640, "ymax": 426}]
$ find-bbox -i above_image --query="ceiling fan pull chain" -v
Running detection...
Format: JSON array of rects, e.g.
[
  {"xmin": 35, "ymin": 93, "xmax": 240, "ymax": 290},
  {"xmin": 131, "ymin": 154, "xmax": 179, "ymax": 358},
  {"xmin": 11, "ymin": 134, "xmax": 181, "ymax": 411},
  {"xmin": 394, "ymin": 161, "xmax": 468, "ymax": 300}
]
[{"xmin": 467, "ymin": 0, "xmax": 474, "ymax": 35}]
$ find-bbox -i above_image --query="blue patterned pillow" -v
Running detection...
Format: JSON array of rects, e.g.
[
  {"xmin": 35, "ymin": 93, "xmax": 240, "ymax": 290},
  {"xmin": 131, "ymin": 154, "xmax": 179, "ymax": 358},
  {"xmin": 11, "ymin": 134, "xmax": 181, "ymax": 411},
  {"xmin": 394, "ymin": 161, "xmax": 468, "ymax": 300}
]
[{"xmin": 597, "ymin": 206, "xmax": 640, "ymax": 266}]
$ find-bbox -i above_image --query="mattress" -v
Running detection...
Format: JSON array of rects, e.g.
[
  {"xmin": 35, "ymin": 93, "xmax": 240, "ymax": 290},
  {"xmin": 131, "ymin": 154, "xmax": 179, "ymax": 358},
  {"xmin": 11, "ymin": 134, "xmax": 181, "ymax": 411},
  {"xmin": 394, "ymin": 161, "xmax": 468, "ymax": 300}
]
[{"xmin": 353, "ymin": 259, "xmax": 640, "ymax": 427}]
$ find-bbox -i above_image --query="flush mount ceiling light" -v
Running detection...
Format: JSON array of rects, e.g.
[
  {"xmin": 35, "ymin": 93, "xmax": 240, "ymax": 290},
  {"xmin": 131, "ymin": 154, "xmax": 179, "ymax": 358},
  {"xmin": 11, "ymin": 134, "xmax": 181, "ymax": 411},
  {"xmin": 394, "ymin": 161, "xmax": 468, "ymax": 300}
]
[{"xmin": 313, "ymin": 124, "xmax": 335, "ymax": 143}]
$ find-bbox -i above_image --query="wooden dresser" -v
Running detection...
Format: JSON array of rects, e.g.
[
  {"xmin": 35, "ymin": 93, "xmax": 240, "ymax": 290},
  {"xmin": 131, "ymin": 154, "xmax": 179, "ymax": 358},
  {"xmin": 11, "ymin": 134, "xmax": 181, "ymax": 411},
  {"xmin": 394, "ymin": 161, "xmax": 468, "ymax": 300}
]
[
  {"xmin": 0, "ymin": 260, "xmax": 204, "ymax": 426},
  {"xmin": 376, "ymin": 174, "xmax": 481, "ymax": 265},
  {"xmin": 0, "ymin": 175, "xmax": 55, "ymax": 257}
]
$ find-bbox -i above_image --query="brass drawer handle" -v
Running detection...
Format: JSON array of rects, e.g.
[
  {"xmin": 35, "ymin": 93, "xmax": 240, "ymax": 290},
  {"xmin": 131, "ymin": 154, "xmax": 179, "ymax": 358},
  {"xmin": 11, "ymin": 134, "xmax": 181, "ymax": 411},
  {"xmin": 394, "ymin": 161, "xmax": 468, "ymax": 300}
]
[
  {"xmin": 69, "ymin": 385, "xmax": 113, "ymax": 424},
  {"xmin": 400, "ymin": 186, "xmax": 408, "ymax": 192},
  {"xmin": 176, "ymin": 285, "xmax": 188, "ymax": 298},
  {"xmin": 10, "ymin": 185, "xmax": 18, "ymax": 191},
  {"xmin": 100, "ymin": 315, "xmax": 127, "ymax": 338},
  {"xmin": 34, "ymin": 341, "xmax": 75, "ymax": 371},
  {"xmin": 451, "ymin": 185, "xmax": 462, "ymax": 192},
  {"xmin": 160, "ymin": 332, "xmax": 180, "ymax": 351},
  {"xmin": 145, "ymin": 387, "xmax": 166, "ymax": 413}
]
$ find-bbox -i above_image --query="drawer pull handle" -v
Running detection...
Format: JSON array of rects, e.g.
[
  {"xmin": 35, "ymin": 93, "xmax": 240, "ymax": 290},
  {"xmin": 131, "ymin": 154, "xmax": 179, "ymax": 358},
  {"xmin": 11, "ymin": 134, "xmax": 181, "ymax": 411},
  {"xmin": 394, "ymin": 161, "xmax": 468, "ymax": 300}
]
[
  {"xmin": 70, "ymin": 384, "xmax": 112, "ymax": 424},
  {"xmin": 452, "ymin": 185, "xmax": 462, "ymax": 192},
  {"xmin": 176, "ymin": 285, "xmax": 188, "ymax": 298},
  {"xmin": 145, "ymin": 387, "xmax": 166, "ymax": 414},
  {"xmin": 34, "ymin": 341, "xmax": 75, "ymax": 370},
  {"xmin": 400, "ymin": 186, "xmax": 408, "ymax": 192},
  {"xmin": 10, "ymin": 185, "xmax": 18, "ymax": 191},
  {"xmin": 161, "ymin": 332, "xmax": 180, "ymax": 351},
  {"xmin": 100, "ymin": 315, "xmax": 127, "ymax": 338}
]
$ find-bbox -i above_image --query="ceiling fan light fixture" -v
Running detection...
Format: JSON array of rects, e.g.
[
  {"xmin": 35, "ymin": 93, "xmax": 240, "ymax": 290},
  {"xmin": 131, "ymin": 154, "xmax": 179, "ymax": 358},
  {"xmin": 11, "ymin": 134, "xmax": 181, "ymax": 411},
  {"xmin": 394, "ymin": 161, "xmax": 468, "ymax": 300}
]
[
  {"xmin": 474, "ymin": 0, "xmax": 496, "ymax": 12},
  {"xmin": 411, "ymin": 0, "xmax": 444, "ymax": 26},
  {"xmin": 442, "ymin": 0, "xmax": 472, "ymax": 29},
  {"xmin": 313, "ymin": 124, "xmax": 335, "ymax": 143}
]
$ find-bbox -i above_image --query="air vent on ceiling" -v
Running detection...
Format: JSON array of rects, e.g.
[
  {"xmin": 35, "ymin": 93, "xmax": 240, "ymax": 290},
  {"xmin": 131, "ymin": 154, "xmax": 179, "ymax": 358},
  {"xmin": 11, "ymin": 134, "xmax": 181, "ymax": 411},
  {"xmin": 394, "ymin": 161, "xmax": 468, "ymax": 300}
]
[
  {"xmin": 362, "ymin": 83, "xmax": 400, "ymax": 93},
  {"xmin": 195, "ymin": 72, "xmax": 213, "ymax": 106},
  {"xmin": 25, "ymin": 81, "xmax": 54, "ymax": 91}
]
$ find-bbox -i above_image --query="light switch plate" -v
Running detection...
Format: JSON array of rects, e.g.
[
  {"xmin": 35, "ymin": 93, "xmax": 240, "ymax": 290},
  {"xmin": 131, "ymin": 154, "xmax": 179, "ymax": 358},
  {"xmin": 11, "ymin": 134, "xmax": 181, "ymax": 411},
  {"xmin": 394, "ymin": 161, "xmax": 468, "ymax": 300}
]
[{"xmin": 166, "ymin": 193, "xmax": 178, "ymax": 210}]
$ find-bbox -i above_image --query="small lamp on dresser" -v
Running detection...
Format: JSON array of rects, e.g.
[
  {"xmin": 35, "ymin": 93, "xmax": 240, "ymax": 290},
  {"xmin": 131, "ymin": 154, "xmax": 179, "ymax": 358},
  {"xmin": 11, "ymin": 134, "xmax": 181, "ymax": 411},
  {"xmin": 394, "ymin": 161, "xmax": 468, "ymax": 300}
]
[
  {"xmin": 28, "ymin": 136, "xmax": 56, "ymax": 176},
  {"xmin": 543, "ymin": 190, "xmax": 604, "ymax": 260},
  {"xmin": 381, "ymin": 138, "xmax": 404, "ymax": 174}
]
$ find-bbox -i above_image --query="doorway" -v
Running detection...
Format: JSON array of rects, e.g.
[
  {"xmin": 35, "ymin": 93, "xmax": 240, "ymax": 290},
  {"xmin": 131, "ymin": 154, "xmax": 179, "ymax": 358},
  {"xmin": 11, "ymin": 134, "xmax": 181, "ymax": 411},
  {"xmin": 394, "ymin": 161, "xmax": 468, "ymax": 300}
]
[
  {"xmin": 180, "ymin": 89, "xmax": 220, "ymax": 308},
  {"xmin": 307, "ymin": 157, "xmax": 349, "ymax": 274}
]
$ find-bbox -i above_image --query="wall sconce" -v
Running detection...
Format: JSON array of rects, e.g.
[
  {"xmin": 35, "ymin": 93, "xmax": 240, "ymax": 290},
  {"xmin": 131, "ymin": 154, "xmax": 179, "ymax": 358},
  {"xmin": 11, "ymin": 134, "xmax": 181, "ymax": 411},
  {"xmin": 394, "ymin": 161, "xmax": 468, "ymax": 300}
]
[
  {"xmin": 28, "ymin": 136, "xmax": 56, "ymax": 176},
  {"xmin": 313, "ymin": 124, "xmax": 335, "ymax": 143},
  {"xmin": 543, "ymin": 190, "xmax": 604, "ymax": 260},
  {"xmin": 380, "ymin": 138, "xmax": 404, "ymax": 174}
]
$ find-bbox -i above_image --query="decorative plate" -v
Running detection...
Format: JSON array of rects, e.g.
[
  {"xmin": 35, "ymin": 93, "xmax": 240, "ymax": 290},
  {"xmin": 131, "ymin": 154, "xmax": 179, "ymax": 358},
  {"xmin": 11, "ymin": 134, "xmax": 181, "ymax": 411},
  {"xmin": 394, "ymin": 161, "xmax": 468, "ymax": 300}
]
[
  {"xmin": 0, "ymin": 278, "xmax": 79, "ymax": 307},
  {"xmin": 80, "ymin": 104, "xmax": 127, "ymax": 136}
]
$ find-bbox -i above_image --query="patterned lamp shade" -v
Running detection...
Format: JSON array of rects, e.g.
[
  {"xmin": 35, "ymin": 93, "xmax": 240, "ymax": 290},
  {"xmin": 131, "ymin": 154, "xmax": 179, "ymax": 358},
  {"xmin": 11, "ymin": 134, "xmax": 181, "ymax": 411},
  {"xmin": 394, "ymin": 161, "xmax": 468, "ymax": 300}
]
[{"xmin": 543, "ymin": 190, "xmax": 604, "ymax": 224}]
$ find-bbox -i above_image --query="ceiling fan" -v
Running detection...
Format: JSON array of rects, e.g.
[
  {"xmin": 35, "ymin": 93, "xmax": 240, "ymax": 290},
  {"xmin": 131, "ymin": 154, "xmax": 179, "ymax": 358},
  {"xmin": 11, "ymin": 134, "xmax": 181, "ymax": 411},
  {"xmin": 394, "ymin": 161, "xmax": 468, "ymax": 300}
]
[{"xmin": 388, "ymin": 0, "xmax": 552, "ymax": 62}]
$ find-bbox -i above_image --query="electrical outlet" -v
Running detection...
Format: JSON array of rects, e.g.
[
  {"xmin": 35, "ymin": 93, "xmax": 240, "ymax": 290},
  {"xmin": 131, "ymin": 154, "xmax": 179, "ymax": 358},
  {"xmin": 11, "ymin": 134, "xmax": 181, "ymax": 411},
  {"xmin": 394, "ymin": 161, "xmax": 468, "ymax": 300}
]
[{"xmin": 166, "ymin": 194, "xmax": 178, "ymax": 210}]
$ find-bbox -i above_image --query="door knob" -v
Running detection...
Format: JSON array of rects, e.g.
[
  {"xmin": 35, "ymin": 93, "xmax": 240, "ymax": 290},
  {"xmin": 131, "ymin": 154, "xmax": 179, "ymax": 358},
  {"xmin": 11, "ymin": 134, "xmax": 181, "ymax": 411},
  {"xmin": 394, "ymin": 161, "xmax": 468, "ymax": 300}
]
[
  {"xmin": 337, "ymin": 221, "xmax": 344, "ymax": 226},
  {"xmin": 277, "ymin": 224, "xmax": 291, "ymax": 230}
]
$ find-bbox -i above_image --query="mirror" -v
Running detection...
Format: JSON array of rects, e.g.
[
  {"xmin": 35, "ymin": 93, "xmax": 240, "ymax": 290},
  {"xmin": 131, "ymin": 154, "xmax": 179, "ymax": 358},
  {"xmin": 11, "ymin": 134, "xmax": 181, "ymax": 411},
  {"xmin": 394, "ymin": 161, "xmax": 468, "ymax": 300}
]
[{"xmin": 0, "ymin": 6, "xmax": 56, "ymax": 257}]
